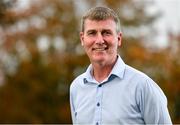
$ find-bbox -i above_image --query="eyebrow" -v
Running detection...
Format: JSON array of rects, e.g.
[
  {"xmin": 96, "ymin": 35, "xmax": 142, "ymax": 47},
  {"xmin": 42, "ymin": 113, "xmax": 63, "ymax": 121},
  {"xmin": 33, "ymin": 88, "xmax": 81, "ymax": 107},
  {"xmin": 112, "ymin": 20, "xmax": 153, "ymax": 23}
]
[
  {"xmin": 102, "ymin": 29, "xmax": 112, "ymax": 32},
  {"xmin": 86, "ymin": 29, "xmax": 96, "ymax": 32},
  {"xmin": 86, "ymin": 29, "xmax": 112, "ymax": 33}
]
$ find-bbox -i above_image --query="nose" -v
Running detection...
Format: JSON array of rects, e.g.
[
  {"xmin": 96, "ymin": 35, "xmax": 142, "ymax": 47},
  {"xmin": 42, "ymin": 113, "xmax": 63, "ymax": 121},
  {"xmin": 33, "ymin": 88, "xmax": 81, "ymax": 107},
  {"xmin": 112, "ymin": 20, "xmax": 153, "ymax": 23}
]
[{"xmin": 95, "ymin": 32, "xmax": 104, "ymax": 44}]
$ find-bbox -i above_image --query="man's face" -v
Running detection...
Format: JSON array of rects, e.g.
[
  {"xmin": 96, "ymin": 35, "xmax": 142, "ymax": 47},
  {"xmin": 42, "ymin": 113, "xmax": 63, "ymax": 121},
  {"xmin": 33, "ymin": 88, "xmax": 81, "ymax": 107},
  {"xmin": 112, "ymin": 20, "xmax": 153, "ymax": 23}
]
[{"xmin": 80, "ymin": 18, "xmax": 122, "ymax": 65}]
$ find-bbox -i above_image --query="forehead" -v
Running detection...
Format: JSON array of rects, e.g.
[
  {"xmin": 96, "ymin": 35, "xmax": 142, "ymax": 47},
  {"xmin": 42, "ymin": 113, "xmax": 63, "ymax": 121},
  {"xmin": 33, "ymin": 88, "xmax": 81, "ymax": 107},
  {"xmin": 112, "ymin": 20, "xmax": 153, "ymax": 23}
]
[{"xmin": 84, "ymin": 19, "xmax": 116, "ymax": 32}]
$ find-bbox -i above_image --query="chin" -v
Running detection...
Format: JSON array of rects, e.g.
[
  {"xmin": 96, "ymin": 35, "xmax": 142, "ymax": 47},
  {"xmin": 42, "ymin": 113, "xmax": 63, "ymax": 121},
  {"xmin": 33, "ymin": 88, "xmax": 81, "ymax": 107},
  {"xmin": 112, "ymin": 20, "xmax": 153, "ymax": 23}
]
[{"xmin": 91, "ymin": 55, "xmax": 107, "ymax": 63}]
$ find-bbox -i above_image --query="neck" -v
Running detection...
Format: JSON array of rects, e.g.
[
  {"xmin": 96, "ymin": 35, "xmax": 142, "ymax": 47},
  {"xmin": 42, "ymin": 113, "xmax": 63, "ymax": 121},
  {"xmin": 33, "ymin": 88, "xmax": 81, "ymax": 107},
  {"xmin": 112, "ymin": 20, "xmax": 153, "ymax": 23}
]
[{"xmin": 91, "ymin": 56, "xmax": 118, "ymax": 83}]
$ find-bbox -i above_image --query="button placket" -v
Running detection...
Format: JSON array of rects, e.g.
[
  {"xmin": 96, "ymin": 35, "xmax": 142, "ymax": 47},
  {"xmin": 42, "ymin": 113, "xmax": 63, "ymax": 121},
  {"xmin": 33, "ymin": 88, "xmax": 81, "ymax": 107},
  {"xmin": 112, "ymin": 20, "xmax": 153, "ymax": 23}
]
[{"xmin": 94, "ymin": 84, "xmax": 103, "ymax": 124}]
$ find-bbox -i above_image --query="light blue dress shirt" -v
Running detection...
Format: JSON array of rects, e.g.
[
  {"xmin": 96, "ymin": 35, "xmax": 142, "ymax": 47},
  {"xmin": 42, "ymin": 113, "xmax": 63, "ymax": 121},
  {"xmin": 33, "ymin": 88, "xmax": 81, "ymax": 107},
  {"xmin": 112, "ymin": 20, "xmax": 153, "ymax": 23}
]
[{"xmin": 70, "ymin": 55, "xmax": 172, "ymax": 125}]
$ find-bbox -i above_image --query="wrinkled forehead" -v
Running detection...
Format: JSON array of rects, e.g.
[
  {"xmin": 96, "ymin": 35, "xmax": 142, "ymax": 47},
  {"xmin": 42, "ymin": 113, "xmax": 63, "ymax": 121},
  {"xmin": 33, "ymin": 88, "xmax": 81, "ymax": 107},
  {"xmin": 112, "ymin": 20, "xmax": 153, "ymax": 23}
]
[{"xmin": 84, "ymin": 18, "xmax": 117, "ymax": 32}]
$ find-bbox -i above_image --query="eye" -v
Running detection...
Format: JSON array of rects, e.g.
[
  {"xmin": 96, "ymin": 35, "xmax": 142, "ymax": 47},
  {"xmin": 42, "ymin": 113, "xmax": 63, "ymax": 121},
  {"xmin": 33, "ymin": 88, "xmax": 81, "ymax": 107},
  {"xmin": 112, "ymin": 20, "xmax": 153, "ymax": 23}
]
[
  {"xmin": 102, "ymin": 30, "xmax": 112, "ymax": 36},
  {"xmin": 87, "ymin": 30, "xmax": 96, "ymax": 36}
]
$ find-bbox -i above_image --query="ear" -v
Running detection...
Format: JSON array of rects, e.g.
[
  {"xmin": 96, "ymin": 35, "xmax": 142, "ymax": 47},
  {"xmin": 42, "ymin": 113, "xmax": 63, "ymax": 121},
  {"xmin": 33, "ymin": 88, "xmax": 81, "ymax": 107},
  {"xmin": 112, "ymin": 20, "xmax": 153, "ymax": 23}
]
[
  {"xmin": 117, "ymin": 32, "xmax": 122, "ymax": 47},
  {"xmin": 80, "ymin": 32, "xmax": 84, "ymax": 46}
]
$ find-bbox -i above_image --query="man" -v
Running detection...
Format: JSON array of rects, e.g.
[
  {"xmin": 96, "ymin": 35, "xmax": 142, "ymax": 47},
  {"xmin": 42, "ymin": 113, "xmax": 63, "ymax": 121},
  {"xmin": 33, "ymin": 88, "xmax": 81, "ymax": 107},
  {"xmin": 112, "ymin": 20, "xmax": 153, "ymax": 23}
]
[{"xmin": 70, "ymin": 6, "xmax": 172, "ymax": 124}]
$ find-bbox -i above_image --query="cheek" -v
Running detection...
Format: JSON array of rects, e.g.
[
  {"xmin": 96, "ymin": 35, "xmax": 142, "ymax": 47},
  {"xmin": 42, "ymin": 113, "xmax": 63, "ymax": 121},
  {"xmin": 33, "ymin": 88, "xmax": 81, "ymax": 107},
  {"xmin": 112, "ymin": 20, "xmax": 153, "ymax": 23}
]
[
  {"xmin": 83, "ymin": 43, "xmax": 92, "ymax": 53},
  {"xmin": 83, "ymin": 38, "xmax": 94, "ymax": 48},
  {"xmin": 109, "ymin": 39, "xmax": 119, "ymax": 48}
]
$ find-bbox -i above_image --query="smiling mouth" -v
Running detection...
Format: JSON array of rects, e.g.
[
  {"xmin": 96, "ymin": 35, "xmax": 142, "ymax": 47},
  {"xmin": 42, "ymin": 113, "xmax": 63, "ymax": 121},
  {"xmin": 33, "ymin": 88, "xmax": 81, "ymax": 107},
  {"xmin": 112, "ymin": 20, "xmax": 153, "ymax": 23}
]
[{"xmin": 92, "ymin": 47, "xmax": 108, "ymax": 51}]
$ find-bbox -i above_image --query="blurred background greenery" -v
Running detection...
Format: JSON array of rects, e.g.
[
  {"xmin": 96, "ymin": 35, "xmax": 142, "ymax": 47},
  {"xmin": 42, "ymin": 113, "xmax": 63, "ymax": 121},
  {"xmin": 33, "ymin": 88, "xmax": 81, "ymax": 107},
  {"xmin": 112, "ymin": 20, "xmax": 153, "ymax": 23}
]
[{"xmin": 0, "ymin": 0, "xmax": 179, "ymax": 123}]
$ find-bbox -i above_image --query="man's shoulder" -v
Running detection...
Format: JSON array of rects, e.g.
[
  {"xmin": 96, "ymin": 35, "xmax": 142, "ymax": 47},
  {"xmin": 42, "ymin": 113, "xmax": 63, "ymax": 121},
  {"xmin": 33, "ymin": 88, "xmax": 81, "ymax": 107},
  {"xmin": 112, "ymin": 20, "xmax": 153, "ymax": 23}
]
[
  {"xmin": 125, "ymin": 64, "xmax": 166, "ymax": 97},
  {"xmin": 125, "ymin": 64, "xmax": 149, "ymax": 80},
  {"xmin": 70, "ymin": 72, "xmax": 86, "ymax": 90},
  {"xmin": 72, "ymin": 73, "xmax": 85, "ymax": 83}
]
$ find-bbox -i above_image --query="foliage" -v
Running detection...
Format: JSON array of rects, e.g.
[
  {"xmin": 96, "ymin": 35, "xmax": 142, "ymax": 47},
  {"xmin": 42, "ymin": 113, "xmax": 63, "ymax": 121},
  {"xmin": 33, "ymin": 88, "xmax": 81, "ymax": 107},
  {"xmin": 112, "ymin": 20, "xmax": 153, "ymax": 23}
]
[{"xmin": 0, "ymin": 0, "xmax": 179, "ymax": 123}]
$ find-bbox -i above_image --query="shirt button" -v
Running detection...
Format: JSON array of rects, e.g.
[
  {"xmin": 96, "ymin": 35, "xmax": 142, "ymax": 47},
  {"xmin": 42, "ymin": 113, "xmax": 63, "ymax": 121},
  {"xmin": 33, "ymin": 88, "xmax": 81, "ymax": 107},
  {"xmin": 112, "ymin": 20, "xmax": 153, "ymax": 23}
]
[
  {"xmin": 98, "ymin": 84, "xmax": 102, "ymax": 87},
  {"xmin": 97, "ymin": 102, "xmax": 100, "ymax": 106},
  {"xmin": 96, "ymin": 122, "xmax": 99, "ymax": 125}
]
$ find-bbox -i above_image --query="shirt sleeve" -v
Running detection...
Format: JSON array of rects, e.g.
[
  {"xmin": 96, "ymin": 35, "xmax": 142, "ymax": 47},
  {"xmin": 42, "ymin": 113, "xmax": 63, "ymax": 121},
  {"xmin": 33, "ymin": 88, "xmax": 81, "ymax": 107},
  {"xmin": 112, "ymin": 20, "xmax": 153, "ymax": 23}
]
[
  {"xmin": 70, "ymin": 85, "xmax": 76, "ymax": 124},
  {"xmin": 138, "ymin": 78, "xmax": 172, "ymax": 124}
]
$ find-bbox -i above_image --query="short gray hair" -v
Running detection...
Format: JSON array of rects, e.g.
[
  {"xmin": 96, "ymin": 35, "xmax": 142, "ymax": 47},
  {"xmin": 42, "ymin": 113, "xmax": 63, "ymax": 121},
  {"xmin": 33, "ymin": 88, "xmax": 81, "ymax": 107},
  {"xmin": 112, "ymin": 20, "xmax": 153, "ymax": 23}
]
[{"xmin": 81, "ymin": 6, "xmax": 121, "ymax": 33}]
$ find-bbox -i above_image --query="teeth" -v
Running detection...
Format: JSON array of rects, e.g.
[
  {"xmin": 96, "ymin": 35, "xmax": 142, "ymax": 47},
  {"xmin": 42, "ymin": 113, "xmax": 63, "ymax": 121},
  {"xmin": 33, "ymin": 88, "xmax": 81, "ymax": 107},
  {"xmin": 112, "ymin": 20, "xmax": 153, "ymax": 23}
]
[
  {"xmin": 96, "ymin": 48, "xmax": 105, "ymax": 51},
  {"xmin": 94, "ymin": 48, "xmax": 106, "ymax": 51},
  {"xmin": 92, "ymin": 47, "xmax": 108, "ymax": 51}
]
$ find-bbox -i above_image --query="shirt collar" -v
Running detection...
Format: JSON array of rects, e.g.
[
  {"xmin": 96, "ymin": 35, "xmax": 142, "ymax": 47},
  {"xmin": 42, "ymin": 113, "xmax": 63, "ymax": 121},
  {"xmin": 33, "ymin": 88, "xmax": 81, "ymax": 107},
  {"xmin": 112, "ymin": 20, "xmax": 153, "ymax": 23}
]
[{"xmin": 83, "ymin": 55, "xmax": 126, "ymax": 84}]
